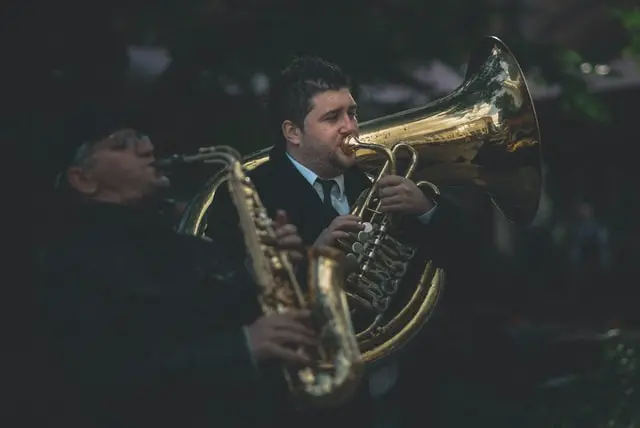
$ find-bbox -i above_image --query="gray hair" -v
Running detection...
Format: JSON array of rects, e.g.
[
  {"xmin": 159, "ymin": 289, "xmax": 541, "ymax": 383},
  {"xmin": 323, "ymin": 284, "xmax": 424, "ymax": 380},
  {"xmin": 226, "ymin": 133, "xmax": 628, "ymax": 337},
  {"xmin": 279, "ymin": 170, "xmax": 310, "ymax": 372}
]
[{"xmin": 53, "ymin": 140, "xmax": 98, "ymax": 189}]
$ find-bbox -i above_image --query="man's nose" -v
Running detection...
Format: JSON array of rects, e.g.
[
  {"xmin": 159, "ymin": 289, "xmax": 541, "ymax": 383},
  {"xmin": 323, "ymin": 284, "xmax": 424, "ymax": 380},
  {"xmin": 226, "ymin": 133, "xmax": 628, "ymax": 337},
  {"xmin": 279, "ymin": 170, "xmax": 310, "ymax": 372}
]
[
  {"xmin": 136, "ymin": 135, "xmax": 155, "ymax": 156},
  {"xmin": 340, "ymin": 115, "xmax": 358, "ymax": 135}
]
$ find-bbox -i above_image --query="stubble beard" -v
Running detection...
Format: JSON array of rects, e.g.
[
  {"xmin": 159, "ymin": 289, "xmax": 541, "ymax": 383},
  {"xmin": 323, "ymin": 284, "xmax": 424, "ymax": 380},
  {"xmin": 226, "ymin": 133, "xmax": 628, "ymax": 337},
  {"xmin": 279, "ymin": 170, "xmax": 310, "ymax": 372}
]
[{"xmin": 330, "ymin": 149, "xmax": 355, "ymax": 172}]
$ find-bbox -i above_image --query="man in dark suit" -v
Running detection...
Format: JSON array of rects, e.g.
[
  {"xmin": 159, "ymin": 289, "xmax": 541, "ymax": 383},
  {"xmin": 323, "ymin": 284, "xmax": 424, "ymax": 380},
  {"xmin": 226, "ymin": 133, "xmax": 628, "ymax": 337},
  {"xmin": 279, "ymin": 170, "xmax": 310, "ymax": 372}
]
[
  {"xmin": 205, "ymin": 57, "xmax": 497, "ymax": 427},
  {"xmin": 207, "ymin": 56, "xmax": 447, "ymax": 271},
  {"xmin": 33, "ymin": 110, "xmax": 320, "ymax": 428}
]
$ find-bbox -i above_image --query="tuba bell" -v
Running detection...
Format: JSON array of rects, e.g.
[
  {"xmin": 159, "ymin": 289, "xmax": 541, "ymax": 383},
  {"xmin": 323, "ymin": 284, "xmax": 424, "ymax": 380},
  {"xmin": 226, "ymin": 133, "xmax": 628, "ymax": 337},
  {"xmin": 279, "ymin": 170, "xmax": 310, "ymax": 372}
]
[
  {"xmin": 156, "ymin": 146, "xmax": 363, "ymax": 407},
  {"xmin": 175, "ymin": 36, "xmax": 544, "ymax": 367}
]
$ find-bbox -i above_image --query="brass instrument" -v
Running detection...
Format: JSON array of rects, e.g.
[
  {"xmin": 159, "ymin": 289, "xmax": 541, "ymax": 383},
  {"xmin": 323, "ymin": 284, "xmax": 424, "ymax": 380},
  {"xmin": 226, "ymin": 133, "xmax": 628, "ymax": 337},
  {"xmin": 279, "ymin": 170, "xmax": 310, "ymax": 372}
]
[
  {"xmin": 156, "ymin": 146, "xmax": 363, "ymax": 407},
  {"xmin": 332, "ymin": 139, "xmax": 445, "ymax": 361},
  {"xmin": 175, "ymin": 36, "xmax": 544, "ymax": 367}
]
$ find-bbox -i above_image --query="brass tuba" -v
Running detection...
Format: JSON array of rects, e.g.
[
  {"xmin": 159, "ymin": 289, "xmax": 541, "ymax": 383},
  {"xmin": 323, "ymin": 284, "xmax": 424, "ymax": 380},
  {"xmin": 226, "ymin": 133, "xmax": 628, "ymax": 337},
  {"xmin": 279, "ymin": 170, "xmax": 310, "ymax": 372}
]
[
  {"xmin": 155, "ymin": 146, "xmax": 363, "ymax": 407},
  {"xmin": 175, "ymin": 36, "xmax": 544, "ymax": 366}
]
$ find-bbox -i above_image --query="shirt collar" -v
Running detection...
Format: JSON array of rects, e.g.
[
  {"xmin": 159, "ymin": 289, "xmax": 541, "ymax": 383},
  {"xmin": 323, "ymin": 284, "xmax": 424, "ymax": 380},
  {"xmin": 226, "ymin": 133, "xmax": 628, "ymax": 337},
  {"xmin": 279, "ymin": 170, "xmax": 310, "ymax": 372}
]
[{"xmin": 285, "ymin": 153, "xmax": 345, "ymax": 198}]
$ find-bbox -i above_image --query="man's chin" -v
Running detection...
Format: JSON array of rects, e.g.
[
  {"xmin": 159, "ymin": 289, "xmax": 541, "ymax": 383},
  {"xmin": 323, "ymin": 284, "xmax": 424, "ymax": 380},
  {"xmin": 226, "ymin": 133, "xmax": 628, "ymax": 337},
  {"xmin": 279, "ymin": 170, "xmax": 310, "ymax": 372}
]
[
  {"xmin": 144, "ymin": 176, "xmax": 171, "ymax": 200},
  {"xmin": 339, "ymin": 155, "xmax": 357, "ymax": 169},
  {"xmin": 141, "ymin": 180, "xmax": 172, "ymax": 205}
]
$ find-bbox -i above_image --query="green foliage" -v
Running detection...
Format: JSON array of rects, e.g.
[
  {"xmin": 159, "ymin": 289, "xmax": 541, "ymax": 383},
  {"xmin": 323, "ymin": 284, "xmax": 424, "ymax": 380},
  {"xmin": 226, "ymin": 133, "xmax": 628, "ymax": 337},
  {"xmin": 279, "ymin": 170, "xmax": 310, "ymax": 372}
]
[{"xmin": 614, "ymin": 7, "xmax": 640, "ymax": 60}]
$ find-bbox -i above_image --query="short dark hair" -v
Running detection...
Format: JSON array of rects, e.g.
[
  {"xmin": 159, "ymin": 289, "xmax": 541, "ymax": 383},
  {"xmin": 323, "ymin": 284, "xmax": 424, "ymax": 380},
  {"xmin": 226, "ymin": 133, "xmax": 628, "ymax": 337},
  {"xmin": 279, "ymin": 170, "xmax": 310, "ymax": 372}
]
[{"xmin": 267, "ymin": 56, "xmax": 351, "ymax": 149}]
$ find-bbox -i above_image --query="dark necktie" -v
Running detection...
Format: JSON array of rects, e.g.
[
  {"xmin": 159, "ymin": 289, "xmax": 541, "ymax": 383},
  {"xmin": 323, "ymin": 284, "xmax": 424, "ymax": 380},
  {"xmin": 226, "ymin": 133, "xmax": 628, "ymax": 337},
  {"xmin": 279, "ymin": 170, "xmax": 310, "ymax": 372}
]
[{"xmin": 316, "ymin": 178, "xmax": 336, "ymax": 210}]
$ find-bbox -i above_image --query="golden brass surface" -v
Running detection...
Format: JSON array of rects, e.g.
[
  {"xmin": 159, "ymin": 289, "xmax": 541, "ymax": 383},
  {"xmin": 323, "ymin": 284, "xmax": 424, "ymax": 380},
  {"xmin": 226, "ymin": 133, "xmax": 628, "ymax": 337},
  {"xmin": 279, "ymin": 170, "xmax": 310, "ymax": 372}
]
[
  {"xmin": 157, "ymin": 146, "xmax": 362, "ymax": 407},
  {"xmin": 351, "ymin": 36, "xmax": 542, "ymax": 226},
  {"xmin": 173, "ymin": 35, "xmax": 543, "ymax": 368},
  {"xmin": 332, "ymin": 138, "xmax": 446, "ymax": 364}
]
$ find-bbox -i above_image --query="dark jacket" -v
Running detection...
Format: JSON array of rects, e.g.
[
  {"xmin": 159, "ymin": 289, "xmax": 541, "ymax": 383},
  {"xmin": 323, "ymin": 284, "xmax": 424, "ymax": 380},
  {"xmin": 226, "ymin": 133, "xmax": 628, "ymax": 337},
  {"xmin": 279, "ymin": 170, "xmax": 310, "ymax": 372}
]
[{"xmin": 33, "ymin": 199, "xmax": 287, "ymax": 428}]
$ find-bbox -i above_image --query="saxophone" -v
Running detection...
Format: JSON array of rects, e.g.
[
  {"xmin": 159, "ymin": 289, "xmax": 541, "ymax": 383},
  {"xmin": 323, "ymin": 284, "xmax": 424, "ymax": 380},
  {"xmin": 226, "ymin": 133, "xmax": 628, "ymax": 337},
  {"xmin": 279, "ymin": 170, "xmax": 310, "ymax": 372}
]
[{"xmin": 155, "ymin": 146, "xmax": 363, "ymax": 408}]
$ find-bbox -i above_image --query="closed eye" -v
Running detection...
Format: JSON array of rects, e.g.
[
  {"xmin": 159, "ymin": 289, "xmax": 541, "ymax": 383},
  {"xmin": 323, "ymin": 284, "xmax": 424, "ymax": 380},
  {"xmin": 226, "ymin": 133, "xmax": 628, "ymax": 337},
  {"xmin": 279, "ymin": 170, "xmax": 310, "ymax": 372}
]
[
  {"xmin": 323, "ymin": 108, "xmax": 357, "ymax": 122},
  {"xmin": 110, "ymin": 140, "xmax": 128, "ymax": 150}
]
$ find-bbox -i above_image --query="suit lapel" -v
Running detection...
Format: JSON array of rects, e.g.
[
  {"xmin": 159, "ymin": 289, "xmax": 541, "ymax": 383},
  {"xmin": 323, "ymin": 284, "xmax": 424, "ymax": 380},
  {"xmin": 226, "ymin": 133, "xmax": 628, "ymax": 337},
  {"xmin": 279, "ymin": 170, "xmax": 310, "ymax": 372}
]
[
  {"xmin": 257, "ymin": 149, "xmax": 374, "ymax": 245},
  {"xmin": 273, "ymin": 152, "xmax": 326, "ymax": 212},
  {"xmin": 263, "ymin": 150, "xmax": 337, "ymax": 243}
]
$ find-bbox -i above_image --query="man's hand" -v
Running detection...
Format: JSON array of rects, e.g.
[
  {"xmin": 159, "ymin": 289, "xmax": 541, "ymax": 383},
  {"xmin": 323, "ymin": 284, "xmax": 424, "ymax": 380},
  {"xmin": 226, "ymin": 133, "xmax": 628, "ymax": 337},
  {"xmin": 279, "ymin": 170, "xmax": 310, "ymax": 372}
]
[
  {"xmin": 377, "ymin": 175, "xmax": 434, "ymax": 216},
  {"xmin": 314, "ymin": 215, "xmax": 363, "ymax": 248},
  {"xmin": 270, "ymin": 210, "xmax": 304, "ymax": 264},
  {"xmin": 246, "ymin": 310, "xmax": 318, "ymax": 365}
]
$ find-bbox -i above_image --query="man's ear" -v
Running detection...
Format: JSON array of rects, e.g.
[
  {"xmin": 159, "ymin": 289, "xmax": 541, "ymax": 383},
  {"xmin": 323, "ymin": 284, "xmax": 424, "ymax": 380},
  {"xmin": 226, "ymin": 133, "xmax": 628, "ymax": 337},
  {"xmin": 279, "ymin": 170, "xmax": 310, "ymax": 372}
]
[
  {"xmin": 282, "ymin": 120, "xmax": 302, "ymax": 147},
  {"xmin": 66, "ymin": 166, "xmax": 98, "ymax": 195}
]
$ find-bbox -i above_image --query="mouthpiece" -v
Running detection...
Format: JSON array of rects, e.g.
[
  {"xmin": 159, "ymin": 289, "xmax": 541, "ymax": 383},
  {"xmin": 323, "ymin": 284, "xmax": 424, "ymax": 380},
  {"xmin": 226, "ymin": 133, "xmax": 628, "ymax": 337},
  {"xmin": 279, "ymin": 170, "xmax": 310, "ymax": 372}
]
[
  {"xmin": 153, "ymin": 147, "xmax": 242, "ymax": 170},
  {"xmin": 341, "ymin": 135, "xmax": 359, "ymax": 155},
  {"xmin": 153, "ymin": 155, "xmax": 184, "ymax": 169}
]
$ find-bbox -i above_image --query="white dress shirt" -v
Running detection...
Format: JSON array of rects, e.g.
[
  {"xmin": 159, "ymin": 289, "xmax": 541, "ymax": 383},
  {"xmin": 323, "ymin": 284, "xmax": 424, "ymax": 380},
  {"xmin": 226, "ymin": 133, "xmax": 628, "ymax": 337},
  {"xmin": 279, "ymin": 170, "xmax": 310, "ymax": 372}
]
[
  {"xmin": 286, "ymin": 153, "xmax": 437, "ymax": 398},
  {"xmin": 286, "ymin": 153, "xmax": 438, "ymax": 222}
]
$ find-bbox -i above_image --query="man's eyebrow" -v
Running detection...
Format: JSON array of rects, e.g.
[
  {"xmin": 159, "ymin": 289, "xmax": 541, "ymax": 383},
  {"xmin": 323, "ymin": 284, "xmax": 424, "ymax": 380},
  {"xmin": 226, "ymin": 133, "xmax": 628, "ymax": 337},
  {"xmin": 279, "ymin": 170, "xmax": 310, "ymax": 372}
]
[
  {"xmin": 321, "ymin": 104, "xmax": 357, "ymax": 117},
  {"xmin": 321, "ymin": 108, "xmax": 342, "ymax": 117}
]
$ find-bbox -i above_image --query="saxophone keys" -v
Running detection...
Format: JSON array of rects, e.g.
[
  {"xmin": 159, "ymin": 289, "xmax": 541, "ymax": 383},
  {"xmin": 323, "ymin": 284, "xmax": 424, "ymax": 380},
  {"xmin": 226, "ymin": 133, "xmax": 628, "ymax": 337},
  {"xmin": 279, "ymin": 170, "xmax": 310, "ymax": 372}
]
[
  {"xmin": 344, "ymin": 253, "xmax": 360, "ymax": 274},
  {"xmin": 361, "ymin": 222, "xmax": 373, "ymax": 233},
  {"xmin": 351, "ymin": 241, "xmax": 365, "ymax": 254},
  {"xmin": 357, "ymin": 230, "xmax": 370, "ymax": 242}
]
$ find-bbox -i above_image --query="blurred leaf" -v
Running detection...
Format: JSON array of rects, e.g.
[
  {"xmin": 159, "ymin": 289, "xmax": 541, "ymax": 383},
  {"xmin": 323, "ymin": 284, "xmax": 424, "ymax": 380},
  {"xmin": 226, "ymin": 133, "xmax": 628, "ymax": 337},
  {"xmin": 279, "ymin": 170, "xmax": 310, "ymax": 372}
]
[
  {"xmin": 613, "ymin": 6, "xmax": 640, "ymax": 62},
  {"xmin": 560, "ymin": 91, "xmax": 612, "ymax": 124},
  {"xmin": 614, "ymin": 7, "xmax": 640, "ymax": 31}
]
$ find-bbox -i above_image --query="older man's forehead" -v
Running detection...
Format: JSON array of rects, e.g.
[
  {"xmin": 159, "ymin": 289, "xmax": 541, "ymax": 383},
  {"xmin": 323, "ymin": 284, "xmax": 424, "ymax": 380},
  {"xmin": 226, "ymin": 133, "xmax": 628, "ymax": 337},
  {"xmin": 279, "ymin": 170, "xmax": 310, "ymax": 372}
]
[
  {"xmin": 91, "ymin": 128, "xmax": 139, "ymax": 148},
  {"xmin": 106, "ymin": 128, "xmax": 140, "ymax": 140}
]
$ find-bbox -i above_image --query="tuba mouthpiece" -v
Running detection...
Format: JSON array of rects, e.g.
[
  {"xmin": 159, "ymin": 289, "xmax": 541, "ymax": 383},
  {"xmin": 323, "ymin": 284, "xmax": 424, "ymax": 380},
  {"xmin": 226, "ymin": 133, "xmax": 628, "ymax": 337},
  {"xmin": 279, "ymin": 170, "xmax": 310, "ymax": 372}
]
[{"xmin": 340, "ymin": 135, "xmax": 359, "ymax": 156}]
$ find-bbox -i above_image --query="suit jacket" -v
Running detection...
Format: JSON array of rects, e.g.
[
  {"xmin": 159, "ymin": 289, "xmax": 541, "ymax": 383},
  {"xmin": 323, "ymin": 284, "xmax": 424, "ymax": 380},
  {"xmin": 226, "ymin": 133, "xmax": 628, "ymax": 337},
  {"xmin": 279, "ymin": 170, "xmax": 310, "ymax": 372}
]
[{"xmin": 33, "ymin": 199, "xmax": 288, "ymax": 428}]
